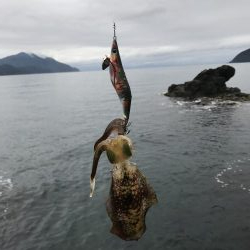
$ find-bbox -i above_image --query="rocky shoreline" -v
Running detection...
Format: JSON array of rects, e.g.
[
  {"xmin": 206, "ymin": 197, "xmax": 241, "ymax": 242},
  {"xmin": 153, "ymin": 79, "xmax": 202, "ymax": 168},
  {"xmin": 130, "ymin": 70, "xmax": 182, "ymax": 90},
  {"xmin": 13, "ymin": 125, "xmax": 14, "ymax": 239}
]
[{"xmin": 164, "ymin": 65, "xmax": 250, "ymax": 102}]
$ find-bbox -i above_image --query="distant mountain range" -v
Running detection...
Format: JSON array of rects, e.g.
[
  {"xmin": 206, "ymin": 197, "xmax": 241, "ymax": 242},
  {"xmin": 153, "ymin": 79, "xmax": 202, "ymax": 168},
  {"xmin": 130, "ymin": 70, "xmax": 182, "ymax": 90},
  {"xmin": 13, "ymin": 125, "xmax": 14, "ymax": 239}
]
[
  {"xmin": 230, "ymin": 48, "xmax": 250, "ymax": 63},
  {"xmin": 0, "ymin": 52, "xmax": 79, "ymax": 76}
]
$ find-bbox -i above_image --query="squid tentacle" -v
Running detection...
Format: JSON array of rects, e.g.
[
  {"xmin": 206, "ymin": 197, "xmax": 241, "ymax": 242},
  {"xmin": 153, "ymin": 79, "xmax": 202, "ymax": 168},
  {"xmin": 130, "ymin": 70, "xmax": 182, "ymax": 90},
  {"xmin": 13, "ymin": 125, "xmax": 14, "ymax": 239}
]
[
  {"xmin": 90, "ymin": 140, "xmax": 108, "ymax": 197},
  {"xmin": 93, "ymin": 118, "xmax": 127, "ymax": 151}
]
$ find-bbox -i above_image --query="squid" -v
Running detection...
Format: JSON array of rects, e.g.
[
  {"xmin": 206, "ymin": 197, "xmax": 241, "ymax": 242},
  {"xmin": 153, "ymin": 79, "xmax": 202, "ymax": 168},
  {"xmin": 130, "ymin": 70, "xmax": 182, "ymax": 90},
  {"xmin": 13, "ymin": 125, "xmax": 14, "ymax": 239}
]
[{"xmin": 90, "ymin": 24, "xmax": 157, "ymax": 241}]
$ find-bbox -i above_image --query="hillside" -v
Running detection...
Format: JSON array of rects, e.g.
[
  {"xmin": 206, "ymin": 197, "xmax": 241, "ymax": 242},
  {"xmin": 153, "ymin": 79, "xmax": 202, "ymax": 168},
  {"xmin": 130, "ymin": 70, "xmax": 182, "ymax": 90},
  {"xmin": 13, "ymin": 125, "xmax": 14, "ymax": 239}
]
[
  {"xmin": 0, "ymin": 52, "xmax": 79, "ymax": 75},
  {"xmin": 230, "ymin": 48, "xmax": 250, "ymax": 63}
]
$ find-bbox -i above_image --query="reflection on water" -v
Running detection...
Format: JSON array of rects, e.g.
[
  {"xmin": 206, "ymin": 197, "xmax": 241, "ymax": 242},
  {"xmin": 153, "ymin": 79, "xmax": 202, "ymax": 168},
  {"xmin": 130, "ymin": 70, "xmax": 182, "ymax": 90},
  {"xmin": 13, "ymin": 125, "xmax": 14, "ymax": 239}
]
[
  {"xmin": 0, "ymin": 175, "xmax": 13, "ymax": 219},
  {"xmin": 0, "ymin": 175, "xmax": 13, "ymax": 197},
  {"xmin": 215, "ymin": 158, "xmax": 250, "ymax": 193}
]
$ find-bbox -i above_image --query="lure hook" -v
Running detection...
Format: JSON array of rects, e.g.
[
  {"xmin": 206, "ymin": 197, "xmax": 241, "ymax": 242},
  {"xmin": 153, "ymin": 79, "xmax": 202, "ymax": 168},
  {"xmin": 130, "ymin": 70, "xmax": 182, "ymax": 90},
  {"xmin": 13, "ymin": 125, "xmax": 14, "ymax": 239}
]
[{"xmin": 113, "ymin": 22, "xmax": 116, "ymax": 39}]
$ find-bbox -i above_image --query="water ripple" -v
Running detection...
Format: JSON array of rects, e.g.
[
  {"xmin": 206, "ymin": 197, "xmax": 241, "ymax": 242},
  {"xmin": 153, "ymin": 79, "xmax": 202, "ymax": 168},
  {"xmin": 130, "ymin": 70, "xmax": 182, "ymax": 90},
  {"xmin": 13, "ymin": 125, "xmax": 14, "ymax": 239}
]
[
  {"xmin": 0, "ymin": 175, "xmax": 13, "ymax": 197},
  {"xmin": 215, "ymin": 157, "xmax": 250, "ymax": 193}
]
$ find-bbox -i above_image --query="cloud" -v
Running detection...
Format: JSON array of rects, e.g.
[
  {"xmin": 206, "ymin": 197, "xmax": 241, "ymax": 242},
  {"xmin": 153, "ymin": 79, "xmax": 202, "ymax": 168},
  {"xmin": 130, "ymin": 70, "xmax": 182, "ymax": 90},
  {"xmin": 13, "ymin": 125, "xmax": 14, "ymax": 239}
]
[
  {"xmin": 219, "ymin": 35, "xmax": 250, "ymax": 48},
  {"xmin": 0, "ymin": 0, "xmax": 249, "ymax": 68}
]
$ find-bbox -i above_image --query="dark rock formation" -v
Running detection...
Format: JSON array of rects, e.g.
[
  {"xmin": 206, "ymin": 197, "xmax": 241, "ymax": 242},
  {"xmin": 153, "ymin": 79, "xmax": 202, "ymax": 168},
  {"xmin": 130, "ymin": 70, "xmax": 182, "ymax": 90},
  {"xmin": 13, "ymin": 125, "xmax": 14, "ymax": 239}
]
[
  {"xmin": 164, "ymin": 65, "xmax": 250, "ymax": 101},
  {"xmin": 0, "ymin": 52, "xmax": 79, "ymax": 76},
  {"xmin": 230, "ymin": 48, "xmax": 250, "ymax": 63}
]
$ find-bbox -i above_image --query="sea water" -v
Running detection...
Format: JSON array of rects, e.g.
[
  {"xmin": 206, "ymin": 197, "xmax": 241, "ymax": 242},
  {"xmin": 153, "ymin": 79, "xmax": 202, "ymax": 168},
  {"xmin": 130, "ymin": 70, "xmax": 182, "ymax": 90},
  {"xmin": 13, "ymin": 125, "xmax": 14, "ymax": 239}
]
[{"xmin": 0, "ymin": 63, "xmax": 250, "ymax": 250}]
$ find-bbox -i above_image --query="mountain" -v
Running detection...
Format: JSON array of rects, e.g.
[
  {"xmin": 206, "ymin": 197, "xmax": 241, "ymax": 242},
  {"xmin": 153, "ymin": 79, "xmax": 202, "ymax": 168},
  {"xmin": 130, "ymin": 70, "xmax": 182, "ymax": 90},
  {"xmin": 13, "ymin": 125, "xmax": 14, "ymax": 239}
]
[
  {"xmin": 230, "ymin": 48, "xmax": 250, "ymax": 63},
  {"xmin": 0, "ymin": 52, "xmax": 79, "ymax": 75}
]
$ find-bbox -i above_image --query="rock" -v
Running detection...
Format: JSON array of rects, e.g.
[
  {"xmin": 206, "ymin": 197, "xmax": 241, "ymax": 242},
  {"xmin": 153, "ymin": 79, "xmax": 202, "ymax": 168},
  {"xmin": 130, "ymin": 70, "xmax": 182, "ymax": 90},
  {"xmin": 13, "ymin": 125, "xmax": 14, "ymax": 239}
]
[
  {"xmin": 164, "ymin": 65, "xmax": 250, "ymax": 101},
  {"xmin": 193, "ymin": 65, "xmax": 235, "ymax": 81},
  {"xmin": 226, "ymin": 87, "xmax": 241, "ymax": 94}
]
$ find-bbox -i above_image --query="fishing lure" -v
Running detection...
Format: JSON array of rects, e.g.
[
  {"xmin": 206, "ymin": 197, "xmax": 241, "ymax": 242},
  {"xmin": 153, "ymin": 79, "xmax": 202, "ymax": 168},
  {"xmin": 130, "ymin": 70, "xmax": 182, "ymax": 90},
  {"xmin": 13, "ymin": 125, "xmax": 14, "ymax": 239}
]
[
  {"xmin": 90, "ymin": 24, "xmax": 157, "ymax": 241},
  {"xmin": 102, "ymin": 23, "xmax": 132, "ymax": 122}
]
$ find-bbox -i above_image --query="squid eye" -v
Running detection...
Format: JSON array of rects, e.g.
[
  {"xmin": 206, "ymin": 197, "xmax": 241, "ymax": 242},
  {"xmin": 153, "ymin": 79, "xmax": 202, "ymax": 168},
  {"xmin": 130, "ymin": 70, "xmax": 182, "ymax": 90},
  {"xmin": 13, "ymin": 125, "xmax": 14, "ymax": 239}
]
[
  {"xmin": 106, "ymin": 149, "xmax": 116, "ymax": 163},
  {"xmin": 122, "ymin": 142, "xmax": 132, "ymax": 157},
  {"xmin": 112, "ymin": 48, "xmax": 117, "ymax": 53}
]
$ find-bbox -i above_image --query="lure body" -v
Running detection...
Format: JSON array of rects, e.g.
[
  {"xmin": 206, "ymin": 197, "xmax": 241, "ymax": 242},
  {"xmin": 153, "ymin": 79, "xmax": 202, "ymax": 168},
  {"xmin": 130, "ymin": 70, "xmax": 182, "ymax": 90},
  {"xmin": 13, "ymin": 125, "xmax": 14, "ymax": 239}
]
[
  {"xmin": 102, "ymin": 31, "xmax": 131, "ymax": 122},
  {"xmin": 109, "ymin": 38, "xmax": 131, "ymax": 121}
]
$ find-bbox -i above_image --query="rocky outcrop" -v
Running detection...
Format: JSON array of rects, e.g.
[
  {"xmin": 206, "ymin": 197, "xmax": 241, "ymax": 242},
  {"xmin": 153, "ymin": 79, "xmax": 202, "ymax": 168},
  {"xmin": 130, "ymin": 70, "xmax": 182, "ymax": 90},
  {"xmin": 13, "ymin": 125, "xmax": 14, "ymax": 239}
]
[{"xmin": 164, "ymin": 65, "xmax": 250, "ymax": 101}]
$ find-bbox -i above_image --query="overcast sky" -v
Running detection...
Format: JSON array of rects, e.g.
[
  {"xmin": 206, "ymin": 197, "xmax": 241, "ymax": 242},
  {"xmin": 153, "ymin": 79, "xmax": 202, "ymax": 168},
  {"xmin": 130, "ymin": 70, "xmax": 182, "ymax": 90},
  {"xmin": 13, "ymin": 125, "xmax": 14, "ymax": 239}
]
[{"xmin": 0, "ymin": 0, "xmax": 250, "ymax": 69}]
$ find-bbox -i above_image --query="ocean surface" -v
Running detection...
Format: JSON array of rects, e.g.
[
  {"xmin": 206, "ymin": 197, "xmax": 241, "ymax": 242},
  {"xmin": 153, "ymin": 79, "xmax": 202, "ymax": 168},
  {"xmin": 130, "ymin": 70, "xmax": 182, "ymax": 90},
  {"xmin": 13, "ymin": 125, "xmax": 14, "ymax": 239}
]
[{"xmin": 0, "ymin": 63, "xmax": 250, "ymax": 250}]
